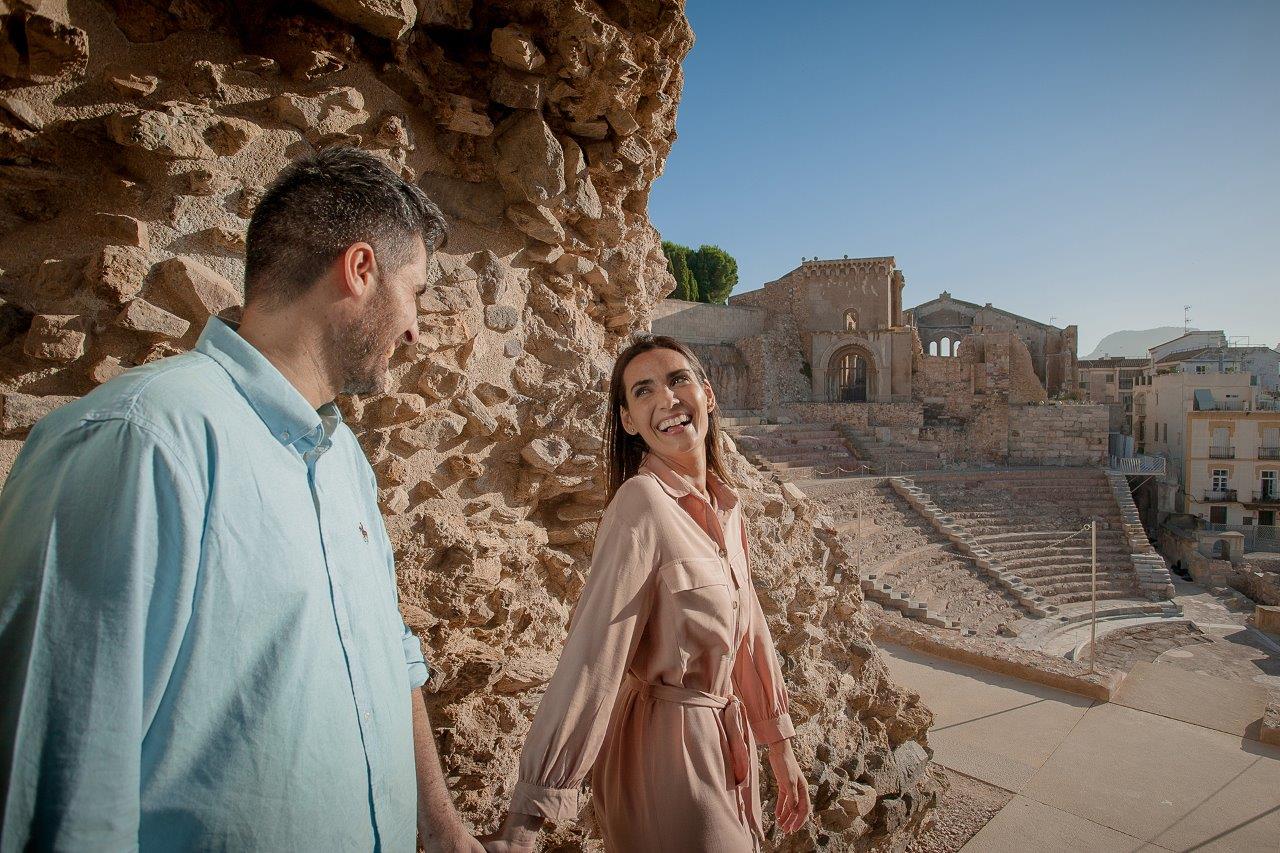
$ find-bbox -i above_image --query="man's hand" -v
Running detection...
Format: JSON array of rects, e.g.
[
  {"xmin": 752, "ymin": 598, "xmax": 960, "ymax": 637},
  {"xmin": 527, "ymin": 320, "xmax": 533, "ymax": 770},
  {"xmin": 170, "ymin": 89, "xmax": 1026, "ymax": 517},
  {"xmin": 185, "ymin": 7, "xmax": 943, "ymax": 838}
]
[
  {"xmin": 767, "ymin": 739, "xmax": 811, "ymax": 835},
  {"xmin": 479, "ymin": 812, "xmax": 541, "ymax": 853}
]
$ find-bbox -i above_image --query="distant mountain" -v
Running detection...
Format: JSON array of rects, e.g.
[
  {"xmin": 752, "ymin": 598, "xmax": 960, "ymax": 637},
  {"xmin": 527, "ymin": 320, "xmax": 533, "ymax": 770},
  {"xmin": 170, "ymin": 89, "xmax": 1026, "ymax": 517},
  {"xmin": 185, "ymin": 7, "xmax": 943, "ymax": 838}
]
[{"xmin": 1084, "ymin": 327, "xmax": 1194, "ymax": 359}]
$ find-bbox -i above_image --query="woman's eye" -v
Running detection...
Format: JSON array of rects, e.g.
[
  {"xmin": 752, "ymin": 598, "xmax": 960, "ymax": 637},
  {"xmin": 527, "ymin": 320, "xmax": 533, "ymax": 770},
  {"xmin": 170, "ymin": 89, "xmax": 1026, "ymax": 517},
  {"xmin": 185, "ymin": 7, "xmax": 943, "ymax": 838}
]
[{"xmin": 672, "ymin": 375, "xmax": 688, "ymax": 385}]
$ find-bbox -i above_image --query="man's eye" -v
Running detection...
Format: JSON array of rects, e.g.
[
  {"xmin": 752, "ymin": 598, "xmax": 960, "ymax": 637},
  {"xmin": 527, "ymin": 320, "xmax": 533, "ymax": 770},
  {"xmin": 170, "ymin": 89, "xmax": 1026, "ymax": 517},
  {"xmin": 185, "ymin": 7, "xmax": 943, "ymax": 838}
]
[{"xmin": 634, "ymin": 388, "xmax": 648, "ymax": 397}]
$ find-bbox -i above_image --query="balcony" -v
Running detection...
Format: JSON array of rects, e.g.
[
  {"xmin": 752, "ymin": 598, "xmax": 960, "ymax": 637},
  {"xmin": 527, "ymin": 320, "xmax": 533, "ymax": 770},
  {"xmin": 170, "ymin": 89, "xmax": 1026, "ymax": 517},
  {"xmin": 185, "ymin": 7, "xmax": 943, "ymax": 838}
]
[
  {"xmin": 1250, "ymin": 490, "xmax": 1280, "ymax": 506},
  {"xmin": 1260, "ymin": 446, "xmax": 1280, "ymax": 460},
  {"xmin": 1208, "ymin": 445, "xmax": 1235, "ymax": 459},
  {"xmin": 1203, "ymin": 489, "xmax": 1238, "ymax": 503}
]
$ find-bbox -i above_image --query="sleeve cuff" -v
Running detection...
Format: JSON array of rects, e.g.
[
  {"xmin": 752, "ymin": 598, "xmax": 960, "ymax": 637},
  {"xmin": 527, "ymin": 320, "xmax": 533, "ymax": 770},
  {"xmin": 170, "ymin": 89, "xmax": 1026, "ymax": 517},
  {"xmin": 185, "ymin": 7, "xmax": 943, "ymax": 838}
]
[
  {"xmin": 401, "ymin": 624, "xmax": 430, "ymax": 689},
  {"xmin": 750, "ymin": 711, "xmax": 795, "ymax": 745},
  {"xmin": 509, "ymin": 780, "xmax": 580, "ymax": 824}
]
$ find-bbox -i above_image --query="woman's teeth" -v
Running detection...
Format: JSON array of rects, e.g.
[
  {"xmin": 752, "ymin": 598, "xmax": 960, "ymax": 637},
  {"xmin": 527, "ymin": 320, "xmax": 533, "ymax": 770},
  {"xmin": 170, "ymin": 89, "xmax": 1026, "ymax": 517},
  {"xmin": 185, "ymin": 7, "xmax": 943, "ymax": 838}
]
[{"xmin": 657, "ymin": 414, "xmax": 692, "ymax": 433}]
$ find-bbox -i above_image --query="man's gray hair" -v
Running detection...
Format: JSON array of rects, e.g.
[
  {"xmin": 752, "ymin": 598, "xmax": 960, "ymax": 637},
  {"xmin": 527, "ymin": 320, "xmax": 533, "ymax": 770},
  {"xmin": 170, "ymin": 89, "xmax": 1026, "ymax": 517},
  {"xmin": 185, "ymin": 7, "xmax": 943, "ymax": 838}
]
[{"xmin": 244, "ymin": 148, "xmax": 447, "ymax": 307}]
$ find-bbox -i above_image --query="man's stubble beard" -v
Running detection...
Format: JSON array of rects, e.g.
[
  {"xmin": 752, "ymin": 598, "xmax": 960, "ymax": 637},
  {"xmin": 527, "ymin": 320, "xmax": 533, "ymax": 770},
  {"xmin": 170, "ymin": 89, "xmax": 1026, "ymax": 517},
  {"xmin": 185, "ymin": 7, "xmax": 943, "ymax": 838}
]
[{"xmin": 332, "ymin": 287, "xmax": 401, "ymax": 397}]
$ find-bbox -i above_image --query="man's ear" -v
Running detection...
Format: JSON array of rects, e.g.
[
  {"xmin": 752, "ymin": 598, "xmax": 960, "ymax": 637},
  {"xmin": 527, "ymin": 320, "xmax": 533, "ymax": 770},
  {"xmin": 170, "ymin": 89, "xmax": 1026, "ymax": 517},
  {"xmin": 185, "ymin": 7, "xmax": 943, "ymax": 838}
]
[
  {"xmin": 338, "ymin": 242, "xmax": 377, "ymax": 299},
  {"xmin": 619, "ymin": 405, "xmax": 639, "ymax": 436}
]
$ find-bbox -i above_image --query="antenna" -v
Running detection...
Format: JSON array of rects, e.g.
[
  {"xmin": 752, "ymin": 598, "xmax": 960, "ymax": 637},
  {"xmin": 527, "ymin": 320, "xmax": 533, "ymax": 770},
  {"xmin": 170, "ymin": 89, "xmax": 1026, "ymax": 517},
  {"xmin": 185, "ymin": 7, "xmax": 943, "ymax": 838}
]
[{"xmin": 1183, "ymin": 305, "xmax": 1191, "ymax": 332}]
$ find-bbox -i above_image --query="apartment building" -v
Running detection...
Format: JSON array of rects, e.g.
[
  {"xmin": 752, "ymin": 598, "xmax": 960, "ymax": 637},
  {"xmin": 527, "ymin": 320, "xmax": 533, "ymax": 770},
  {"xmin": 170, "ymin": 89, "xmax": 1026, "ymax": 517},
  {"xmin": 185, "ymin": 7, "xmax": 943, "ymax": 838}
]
[{"xmin": 1134, "ymin": 371, "xmax": 1280, "ymax": 527}]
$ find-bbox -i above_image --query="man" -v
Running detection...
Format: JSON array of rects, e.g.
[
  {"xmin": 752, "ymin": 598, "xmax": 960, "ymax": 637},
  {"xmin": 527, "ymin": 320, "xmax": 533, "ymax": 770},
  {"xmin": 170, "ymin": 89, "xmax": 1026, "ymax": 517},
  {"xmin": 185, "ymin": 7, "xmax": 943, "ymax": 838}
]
[{"xmin": 0, "ymin": 148, "xmax": 480, "ymax": 851}]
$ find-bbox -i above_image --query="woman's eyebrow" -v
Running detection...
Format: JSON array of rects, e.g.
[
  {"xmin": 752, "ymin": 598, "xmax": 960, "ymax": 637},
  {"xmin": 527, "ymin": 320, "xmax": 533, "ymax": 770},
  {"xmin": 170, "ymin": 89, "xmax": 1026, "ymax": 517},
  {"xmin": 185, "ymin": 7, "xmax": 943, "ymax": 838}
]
[{"xmin": 630, "ymin": 378, "xmax": 654, "ymax": 394}]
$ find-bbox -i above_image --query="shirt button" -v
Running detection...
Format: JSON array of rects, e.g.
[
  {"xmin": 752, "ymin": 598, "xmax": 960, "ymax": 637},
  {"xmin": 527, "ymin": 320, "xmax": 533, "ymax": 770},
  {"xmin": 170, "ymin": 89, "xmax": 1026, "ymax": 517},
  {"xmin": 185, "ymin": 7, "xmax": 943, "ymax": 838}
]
[
  {"xmin": 719, "ymin": 548, "xmax": 727, "ymax": 558},
  {"xmin": 732, "ymin": 600, "xmax": 739, "ymax": 609}
]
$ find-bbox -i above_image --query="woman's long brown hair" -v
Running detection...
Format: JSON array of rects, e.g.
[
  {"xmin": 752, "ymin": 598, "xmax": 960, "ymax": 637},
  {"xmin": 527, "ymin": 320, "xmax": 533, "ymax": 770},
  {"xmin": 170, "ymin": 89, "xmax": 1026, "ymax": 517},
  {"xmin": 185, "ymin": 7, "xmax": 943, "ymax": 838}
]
[{"xmin": 603, "ymin": 335, "xmax": 735, "ymax": 505}]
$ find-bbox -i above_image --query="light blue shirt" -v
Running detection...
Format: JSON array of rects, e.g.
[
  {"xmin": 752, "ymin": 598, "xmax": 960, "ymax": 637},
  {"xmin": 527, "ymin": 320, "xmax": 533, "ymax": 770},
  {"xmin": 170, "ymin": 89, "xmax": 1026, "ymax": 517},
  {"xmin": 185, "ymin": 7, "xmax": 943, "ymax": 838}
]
[{"xmin": 0, "ymin": 318, "xmax": 429, "ymax": 852}]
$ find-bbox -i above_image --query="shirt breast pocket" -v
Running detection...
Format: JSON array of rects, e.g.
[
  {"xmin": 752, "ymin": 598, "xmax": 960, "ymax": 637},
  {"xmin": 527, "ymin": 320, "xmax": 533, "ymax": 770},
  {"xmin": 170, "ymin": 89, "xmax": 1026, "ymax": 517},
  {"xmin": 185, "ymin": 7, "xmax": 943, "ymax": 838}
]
[{"xmin": 659, "ymin": 557, "xmax": 735, "ymax": 655}]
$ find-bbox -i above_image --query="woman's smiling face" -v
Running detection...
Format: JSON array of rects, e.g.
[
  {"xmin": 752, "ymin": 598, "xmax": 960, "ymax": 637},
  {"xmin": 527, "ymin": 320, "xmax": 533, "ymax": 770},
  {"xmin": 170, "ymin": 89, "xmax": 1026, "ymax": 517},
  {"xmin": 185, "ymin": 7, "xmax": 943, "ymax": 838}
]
[{"xmin": 619, "ymin": 347, "xmax": 716, "ymax": 460}]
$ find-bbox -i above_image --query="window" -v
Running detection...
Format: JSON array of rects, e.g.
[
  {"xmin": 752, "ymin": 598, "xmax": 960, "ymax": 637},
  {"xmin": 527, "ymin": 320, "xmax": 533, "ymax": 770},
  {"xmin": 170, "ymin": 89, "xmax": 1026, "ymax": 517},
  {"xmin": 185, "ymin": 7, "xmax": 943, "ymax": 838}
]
[
  {"xmin": 1211, "ymin": 469, "xmax": 1229, "ymax": 491},
  {"xmin": 1195, "ymin": 365, "xmax": 1207, "ymax": 374},
  {"xmin": 844, "ymin": 309, "xmax": 859, "ymax": 331},
  {"xmin": 1263, "ymin": 471, "xmax": 1278, "ymax": 500},
  {"xmin": 1210, "ymin": 506, "xmax": 1228, "ymax": 524}
]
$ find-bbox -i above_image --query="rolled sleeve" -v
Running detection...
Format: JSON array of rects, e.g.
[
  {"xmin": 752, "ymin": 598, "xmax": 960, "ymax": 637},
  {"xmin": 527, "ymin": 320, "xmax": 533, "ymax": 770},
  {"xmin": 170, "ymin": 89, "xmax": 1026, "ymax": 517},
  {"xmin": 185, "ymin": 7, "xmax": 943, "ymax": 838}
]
[
  {"xmin": 749, "ymin": 710, "xmax": 795, "ymax": 746},
  {"xmin": 401, "ymin": 623, "xmax": 430, "ymax": 689},
  {"xmin": 509, "ymin": 780, "xmax": 580, "ymax": 824}
]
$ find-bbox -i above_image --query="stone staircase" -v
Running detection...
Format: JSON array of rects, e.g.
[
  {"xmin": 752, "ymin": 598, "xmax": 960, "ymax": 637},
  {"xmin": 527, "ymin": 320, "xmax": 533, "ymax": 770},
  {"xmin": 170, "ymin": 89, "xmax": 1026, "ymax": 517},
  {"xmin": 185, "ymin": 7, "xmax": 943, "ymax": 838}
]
[
  {"xmin": 725, "ymin": 421, "xmax": 868, "ymax": 481},
  {"xmin": 892, "ymin": 469, "xmax": 1178, "ymax": 624},
  {"xmin": 1105, "ymin": 471, "xmax": 1177, "ymax": 599},
  {"xmin": 835, "ymin": 423, "xmax": 944, "ymax": 474}
]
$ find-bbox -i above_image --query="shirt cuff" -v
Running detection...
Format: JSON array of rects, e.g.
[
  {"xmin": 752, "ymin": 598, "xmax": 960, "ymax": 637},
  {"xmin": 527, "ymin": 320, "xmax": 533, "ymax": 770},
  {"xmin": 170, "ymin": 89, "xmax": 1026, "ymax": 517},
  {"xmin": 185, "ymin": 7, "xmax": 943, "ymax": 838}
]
[
  {"xmin": 510, "ymin": 780, "xmax": 580, "ymax": 824},
  {"xmin": 749, "ymin": 711, "xmax": 795, "ymax": 745},
  {"xmin": 401, "ymin": 625, "xmax": 430, "ymax": 689}
]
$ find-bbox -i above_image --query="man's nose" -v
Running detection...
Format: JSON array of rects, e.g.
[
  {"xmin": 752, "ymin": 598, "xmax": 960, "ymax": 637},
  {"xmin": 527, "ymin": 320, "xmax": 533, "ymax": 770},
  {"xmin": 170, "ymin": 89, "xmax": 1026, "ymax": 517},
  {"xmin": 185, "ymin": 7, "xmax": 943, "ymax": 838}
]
[{"xmin": 402, "ymin": 321, "xmax": 419, "ymax": 346}]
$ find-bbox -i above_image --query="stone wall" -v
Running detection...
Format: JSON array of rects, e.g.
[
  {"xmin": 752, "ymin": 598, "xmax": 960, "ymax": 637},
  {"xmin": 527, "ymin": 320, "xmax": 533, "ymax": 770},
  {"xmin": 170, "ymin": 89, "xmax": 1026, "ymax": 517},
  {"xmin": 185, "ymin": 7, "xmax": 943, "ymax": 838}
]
[
  {"xmin": 650, "ymin": 296, "xmax": 767, "ymax": 344},
  {"xmin": 1006, "ymin": 405, "xmax": 1109, "ymax": 466},
  {"xmin": 0, "ymin": 2, "xmax": 937, "ymax": 848}
]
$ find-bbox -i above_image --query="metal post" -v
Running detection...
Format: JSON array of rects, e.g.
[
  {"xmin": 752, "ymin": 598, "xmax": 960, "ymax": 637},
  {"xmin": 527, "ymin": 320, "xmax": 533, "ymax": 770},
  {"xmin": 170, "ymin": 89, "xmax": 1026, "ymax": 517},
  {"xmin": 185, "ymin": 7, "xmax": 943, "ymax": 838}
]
[{"xmin": 1089, "ymin": 518, "xmax": 1097, "ymax": 673}]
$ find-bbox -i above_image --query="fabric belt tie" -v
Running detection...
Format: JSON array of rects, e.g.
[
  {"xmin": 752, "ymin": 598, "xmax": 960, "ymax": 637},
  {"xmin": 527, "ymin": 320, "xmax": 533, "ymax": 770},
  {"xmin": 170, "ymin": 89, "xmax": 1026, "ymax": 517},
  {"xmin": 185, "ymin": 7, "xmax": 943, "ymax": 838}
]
[{"xmin": 624, "ymin": 673, "xmax": 761, "ymax": 837}]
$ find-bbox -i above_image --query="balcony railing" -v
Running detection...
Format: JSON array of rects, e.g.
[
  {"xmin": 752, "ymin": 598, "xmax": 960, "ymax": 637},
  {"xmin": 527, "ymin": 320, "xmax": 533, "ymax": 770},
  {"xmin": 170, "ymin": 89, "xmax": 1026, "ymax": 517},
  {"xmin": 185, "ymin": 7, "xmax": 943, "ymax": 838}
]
[
  {"xmin": 1203, "ymin": 489, "xmax": 1237, "ymax": 502},
  {"xmin": 1208, "ymin": 445, "xmax": 1235, "ymax": 459},
  {"xmin": 1108, "ymin": 454, "xmax": 1166, "ymax": 476},
  {"xmin": 1252, "ymin": 490, "xmax": 1280, "ymax": 505},
  {"xmin": 1260, "ymin": 446, "xmax": 1280, "ymax": 460}
]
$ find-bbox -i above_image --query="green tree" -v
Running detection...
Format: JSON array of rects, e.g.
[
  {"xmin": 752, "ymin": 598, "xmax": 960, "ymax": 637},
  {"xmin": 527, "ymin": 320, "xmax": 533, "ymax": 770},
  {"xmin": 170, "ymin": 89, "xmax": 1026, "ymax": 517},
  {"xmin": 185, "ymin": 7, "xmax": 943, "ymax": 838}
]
[
  {"xmin": 686, "ymin": 244, "xmax": 738, "ymax": 305},
  {"xmin": 662, "ymin": 241, "xmax": 697, "ymax": 301}
]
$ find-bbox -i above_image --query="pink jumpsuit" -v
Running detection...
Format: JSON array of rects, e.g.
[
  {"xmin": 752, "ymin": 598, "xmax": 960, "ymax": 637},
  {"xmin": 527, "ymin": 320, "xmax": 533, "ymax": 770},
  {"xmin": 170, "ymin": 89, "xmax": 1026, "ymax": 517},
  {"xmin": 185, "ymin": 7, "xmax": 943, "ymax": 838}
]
[{"xmin": 509, "ymin": 455, "xmax": 794, "ymax": 851}]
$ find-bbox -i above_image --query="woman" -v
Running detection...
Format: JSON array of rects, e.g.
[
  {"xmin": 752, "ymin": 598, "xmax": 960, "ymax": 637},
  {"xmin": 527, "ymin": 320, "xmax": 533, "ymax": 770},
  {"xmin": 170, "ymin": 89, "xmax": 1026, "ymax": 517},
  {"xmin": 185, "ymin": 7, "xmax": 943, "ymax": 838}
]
[{"xmin": 487, "ymin": 336, "xmax": 810, "ymax": 852}]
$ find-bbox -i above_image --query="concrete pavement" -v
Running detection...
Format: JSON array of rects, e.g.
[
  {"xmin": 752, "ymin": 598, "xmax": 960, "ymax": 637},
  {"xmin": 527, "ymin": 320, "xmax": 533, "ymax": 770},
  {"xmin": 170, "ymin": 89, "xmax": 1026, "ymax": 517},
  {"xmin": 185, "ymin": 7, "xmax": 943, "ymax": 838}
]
[{"xmin": 880, "ymin": 643, "xmax": 1280, "ymax": 852}]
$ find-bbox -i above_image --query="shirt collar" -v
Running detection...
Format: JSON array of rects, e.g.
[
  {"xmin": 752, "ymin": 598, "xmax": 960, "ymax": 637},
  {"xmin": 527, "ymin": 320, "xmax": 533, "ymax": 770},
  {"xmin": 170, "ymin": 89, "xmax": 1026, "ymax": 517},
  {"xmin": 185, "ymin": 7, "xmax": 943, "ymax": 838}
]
[
  {"xmin": 639, "ymin": 453, "xmax": 739, "ymax": 513},
  {"xmin": 195, "ymin": 317, "xmax": 342, "ymax": 450}
]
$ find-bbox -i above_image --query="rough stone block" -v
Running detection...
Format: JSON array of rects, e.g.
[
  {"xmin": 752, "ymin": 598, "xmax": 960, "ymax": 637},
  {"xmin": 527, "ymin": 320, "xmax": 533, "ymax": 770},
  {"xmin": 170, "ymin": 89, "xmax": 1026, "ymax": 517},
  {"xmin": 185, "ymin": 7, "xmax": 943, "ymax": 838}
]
[
  {"xmin": 1256, "ymin": 605, "xmax": 1280, "ymax": 637},
  {"xmin": 1, "ymin": 393, "xmax": 77, "ymax": 435},
  {"xmin": 117, "ymin": 299, "xmax": 190, "ymax": 338},
  {"xmin": 152, "ymin": 256, "xmax": 242, "ymax": 320},
  {"xmin": 88, "ymin": 244, "xmax": 149, "ymax": 305},
  {"xmin": 23, "ymin": 315, "xmax": 86, "ymax": 362}
]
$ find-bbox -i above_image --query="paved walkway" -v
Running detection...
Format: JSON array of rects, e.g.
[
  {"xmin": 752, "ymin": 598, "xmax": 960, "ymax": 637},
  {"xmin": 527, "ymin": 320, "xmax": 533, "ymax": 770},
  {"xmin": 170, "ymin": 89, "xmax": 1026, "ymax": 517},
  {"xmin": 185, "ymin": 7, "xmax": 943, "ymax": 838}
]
[{"xmin": 880, "ymin": 643, "xmax": 1280, "ymax": 852}]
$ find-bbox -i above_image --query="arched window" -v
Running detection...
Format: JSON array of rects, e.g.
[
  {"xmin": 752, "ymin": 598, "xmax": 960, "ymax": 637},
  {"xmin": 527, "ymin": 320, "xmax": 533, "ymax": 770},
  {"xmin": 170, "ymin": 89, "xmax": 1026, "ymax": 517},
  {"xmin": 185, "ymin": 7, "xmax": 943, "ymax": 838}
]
[
  {"xmin": 928, "ymin": 340, "xmax": 939, "ymax": 356},
  {"xmin": 844, "ymin": 309, "xmax": 859, "ymax": 331},
  {"xmin": 941, "ymin": 338, "xmax": 952, "ymax": 357}
]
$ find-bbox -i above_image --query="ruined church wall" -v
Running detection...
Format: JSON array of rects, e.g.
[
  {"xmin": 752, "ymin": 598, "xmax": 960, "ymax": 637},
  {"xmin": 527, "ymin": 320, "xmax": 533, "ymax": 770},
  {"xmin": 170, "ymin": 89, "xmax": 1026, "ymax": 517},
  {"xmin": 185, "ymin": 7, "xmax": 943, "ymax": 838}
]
[
  {"xmin": 649, "ymin": 296, "xmax": 767, "ymax": 344},
  {"xmin": 0, "ymin": 2, "xmax": 938, "ymax": 847},
  {"xmin": 1006, "ymin": 405, "xmax": 1109, "ymax": 466}
]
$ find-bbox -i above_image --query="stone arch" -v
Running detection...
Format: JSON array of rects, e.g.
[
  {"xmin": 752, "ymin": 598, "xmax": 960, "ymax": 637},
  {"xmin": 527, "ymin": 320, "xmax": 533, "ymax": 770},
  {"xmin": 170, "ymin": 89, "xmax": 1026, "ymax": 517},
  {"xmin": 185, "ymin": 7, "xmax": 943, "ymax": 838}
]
[{"xmin": 825, "ymin": 343, "xmax": 878, "ymax": 403}]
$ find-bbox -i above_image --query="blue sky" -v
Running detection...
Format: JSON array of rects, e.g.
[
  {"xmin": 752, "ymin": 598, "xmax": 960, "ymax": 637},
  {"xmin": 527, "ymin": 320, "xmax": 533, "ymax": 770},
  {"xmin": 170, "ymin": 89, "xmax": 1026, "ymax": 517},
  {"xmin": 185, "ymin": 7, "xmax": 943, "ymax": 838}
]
[{"xmin": 648, "ymin": 1, "xmax": 1279, "ymax": 354}]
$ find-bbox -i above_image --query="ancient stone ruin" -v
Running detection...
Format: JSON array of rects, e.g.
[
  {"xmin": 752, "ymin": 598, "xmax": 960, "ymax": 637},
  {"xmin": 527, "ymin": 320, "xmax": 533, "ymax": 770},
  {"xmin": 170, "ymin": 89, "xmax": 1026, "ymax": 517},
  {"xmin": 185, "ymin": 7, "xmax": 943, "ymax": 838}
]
[{"xmin": 0, "ymin": 1, "xmax": 939, "ymax": 848}]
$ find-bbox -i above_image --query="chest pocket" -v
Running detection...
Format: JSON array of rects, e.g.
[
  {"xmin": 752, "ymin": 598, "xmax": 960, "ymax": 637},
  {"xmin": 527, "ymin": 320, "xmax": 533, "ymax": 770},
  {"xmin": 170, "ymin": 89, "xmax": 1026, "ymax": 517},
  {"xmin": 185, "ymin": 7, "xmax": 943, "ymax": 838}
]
[{"xmin": 659, "ymin": 557, "xmax": 735, "ymax": 657}]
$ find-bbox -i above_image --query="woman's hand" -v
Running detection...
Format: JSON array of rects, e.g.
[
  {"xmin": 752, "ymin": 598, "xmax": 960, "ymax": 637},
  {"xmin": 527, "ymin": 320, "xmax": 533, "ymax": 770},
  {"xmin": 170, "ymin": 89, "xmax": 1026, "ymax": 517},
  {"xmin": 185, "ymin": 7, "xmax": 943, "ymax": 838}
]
[
  {"xmin": 767, "ymin": 739, "xmax": 811, "ymax": 835},
  {"xmin": 479, "ymin": 812, "xmax": 542, "ymax": 853}
]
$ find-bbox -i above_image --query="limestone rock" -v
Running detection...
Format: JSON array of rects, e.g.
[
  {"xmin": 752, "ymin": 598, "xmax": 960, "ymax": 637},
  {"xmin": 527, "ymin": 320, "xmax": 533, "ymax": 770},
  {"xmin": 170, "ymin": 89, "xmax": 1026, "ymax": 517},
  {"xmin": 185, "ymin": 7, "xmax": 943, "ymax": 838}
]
[
  {"xmin": 365, "ymin": 393, "xmax": 427, "ymax": 425},
  {"xmin": 520, "ymin": 436, "xmax": 571, "ymax": 472},
  {"xmin": 489, "ymin": 68, "xmax": 542, "ymax": 110},
  {"xmin": 490, "ymin": 26, "xmax": 544, "ymax": 72},
  {"xmin": 565, "ymin": 120, "xmax": 609, "ymax": 140},
  {"xmin": 116, "ymin": 299, "xmax": 190, "ymax": 339},
  {"xmin": 89, "ymin": 355, "xmax": 127, "ymax": 385},
  {"xmin": 506, "ymin": 203, "xmax": 564, "ymax": 244},
  {"xmin": 152, "ymin": 256, "xmax": 242, "ymax": 320},
  {"xmin": 88, "ymin": 245, "xmax": 149, "ymax": 305},
  {"xmin": 606, "ymin": 107, "xmax": 640, "ymax": 137},
  {"xmin": 0, "ymin": 393, "xmax": 72, "ymax": 435},
  {"xmin": 311, "ymin": 0, "xmax": 418, "ymax": 40},
  {"xmin": 495, "ymin": 112, "xmax": 564, "ymax": 204},
  {"xmin": 23, "ymin": 315, "xmax": 85, "ymax": 363},
  {"xmin": 107, "ymin": 103, "xmax": 255, "ymax": 160},
  {"xmin": 440, "ymin": 95, "xmax": 492, "ymax": 136},
  {"xmin": 271, "ymin": 88, "xmax": 369, "ymax": 138},
  {"xmin": 95, "ymin": 214, "xmax": 150, "ymax": 251},
  {"xmin": 484, "ymin": 304, "xmax": 519, "ymax": 332},
  {"xmin": 0, "ymin": 96, "xmax": 42, "ymax": 131},
  {"xmin": 0, "ymin": 14, "xmax": 89, "ymax": 82},
  {"xmin": 453, "ymin": 390, "xmax": 497, "ymax": 437},
  {"xmin": 417, "ymin": 0, "xmax": 472, "ymax": 28},
  {"xmin": 106, "ymin": 71, "xmax": 159, "ymax": 98}
]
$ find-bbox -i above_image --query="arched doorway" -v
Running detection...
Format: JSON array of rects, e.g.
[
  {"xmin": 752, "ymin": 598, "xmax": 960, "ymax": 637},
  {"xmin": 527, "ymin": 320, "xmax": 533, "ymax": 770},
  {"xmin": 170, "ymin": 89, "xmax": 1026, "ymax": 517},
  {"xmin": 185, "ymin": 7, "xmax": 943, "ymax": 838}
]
[{"xmin": 826, "ymin": 345, "xmax": 877, "ymax": 402}]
